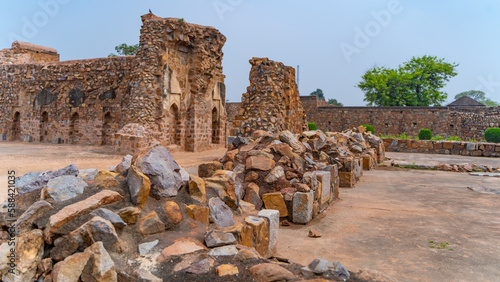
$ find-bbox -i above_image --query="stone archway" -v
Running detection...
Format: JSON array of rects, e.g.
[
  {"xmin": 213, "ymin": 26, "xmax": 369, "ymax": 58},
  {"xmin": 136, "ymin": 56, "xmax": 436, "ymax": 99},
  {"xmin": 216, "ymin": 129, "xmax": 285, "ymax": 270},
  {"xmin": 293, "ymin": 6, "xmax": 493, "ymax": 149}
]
[
  {"xmin": 102, "ymin": 112, "xmax": 112, "ymax": 145},
  {"xmin": 69, "ymin": 112, "xmax": 79, "ymax": 143},
  {"xmin": 40, "ymin": 111, "xmax": 49, "ymax": 142},
  {"xmin": 212, "ymin": 107, "xmax": 220, "ymax": 144},
  {"xmin": 168, "ymin": 104, "xmax": 181, "ymax": 146},
  {"xmin": 11, "ymin": 112, "xmax": 21, "ymax": 141}
]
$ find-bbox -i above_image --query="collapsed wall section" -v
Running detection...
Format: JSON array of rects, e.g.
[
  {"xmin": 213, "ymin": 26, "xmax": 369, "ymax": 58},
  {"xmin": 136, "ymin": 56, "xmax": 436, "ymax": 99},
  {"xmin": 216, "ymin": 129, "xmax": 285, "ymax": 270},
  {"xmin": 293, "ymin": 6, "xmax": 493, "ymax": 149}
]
[
  {"xmin": 232, "ymin": 57, "xmax": 307, "ymax": 137},
  {"xmin": 117, "ymin": 14, "xmax": 227, "ymax": 152}
]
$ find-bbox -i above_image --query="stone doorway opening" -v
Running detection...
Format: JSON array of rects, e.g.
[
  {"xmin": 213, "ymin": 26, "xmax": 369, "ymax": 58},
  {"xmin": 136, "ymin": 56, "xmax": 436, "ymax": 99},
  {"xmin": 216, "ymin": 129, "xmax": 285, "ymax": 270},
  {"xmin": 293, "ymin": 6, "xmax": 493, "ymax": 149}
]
[
  {"xmin": 40, "ymin": 111, "xmax": 48, "ymax": 142},
  {"xmin": 212, "ymin": 107, "xmax": 219, "ymax": 144},
  {"xmin": 102, "ymin": 112, "xmax": 112, "ymax": 145},
  {"xmin": 69, "ymin": 112, "xmax": 79, "ymax": 143},
  {"xmin": 168, "ymin": 104, "xmax": 181, "ymax": 146},
  {"xmin": 11, "ymin": 112, "xmax": 21, "ymax": 141}
]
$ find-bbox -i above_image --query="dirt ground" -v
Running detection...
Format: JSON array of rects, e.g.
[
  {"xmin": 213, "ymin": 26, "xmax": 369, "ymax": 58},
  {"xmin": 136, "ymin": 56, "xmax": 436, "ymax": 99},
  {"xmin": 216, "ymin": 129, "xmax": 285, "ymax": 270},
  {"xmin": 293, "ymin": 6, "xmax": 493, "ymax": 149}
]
[
  {"xmin": 2, "ymin": 142, "xmax": 500, "ymax": 281},
  {"xmin": 277, "ymin": 168, "xmax": 500, "ymax": 281},
  {"xmin": 0, "ymin": 141, "xmax": 225, "ymax": 202}
]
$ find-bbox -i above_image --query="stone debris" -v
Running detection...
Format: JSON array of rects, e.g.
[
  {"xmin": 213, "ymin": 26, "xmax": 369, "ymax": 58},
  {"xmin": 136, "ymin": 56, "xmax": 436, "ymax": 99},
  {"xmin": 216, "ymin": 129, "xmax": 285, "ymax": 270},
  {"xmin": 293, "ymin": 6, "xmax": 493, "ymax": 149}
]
[
  {"xmin": 249, "ymin": 263, "xmax": 296, "ymax": 281},
  {"xmin": 46, "ymin": 175, "xmax": 88, "ymax": 202},
  {"xmin": 301, "ymin": 258, "xmax": 350, "ymax": 280},
  {"xmin": 216, "ymin": 264, "xmax": 239, "ymax": 276},
  {"xmin": 138, "ymin": 240, "xmax": 159, "ymax": 256},
  {"xmin": 309, "ymin": 229, "xmax": 322, "ymax": 238}
]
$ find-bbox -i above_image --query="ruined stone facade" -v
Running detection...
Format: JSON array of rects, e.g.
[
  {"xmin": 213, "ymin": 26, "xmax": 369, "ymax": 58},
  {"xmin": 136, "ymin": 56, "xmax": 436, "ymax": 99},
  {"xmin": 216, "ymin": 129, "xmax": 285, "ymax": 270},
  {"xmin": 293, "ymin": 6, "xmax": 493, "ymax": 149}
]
[
  {"xmin": 231, "ymin": 58, "xmax": 307, "ymax": 137},
  {"xmin": 0, "ymin": 14, "xmax": 228, "ymax": 153},
  {"xmin": 0, "ymin": 41, "xmax": 59, "ymax": 65}
]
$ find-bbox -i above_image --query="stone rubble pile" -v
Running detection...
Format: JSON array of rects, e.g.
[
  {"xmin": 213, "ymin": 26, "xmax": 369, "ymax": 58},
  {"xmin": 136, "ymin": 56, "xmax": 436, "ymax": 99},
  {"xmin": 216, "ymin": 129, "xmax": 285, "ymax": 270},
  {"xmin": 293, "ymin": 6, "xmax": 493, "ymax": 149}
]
[
  {"xmin": 198, "ymin": 127, "xmax": 385, "ymax": 227},
  {"xmin": 0, "ymin": 141, "xmax": 383, "ymax": 281}
]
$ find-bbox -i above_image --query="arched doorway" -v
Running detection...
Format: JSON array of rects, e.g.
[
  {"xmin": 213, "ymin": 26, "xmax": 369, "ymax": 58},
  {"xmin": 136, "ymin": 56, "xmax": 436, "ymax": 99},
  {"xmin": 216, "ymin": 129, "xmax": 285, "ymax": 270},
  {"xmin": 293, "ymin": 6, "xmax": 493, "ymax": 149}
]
[
  {"xmin": 11, "ymin": 112, "xmax": 20, "ymax": 141},
  {"xmin": 212, "ymin": 107, "xmax": 219, "ymax": 144},
  {"xmin": 168, "ymin": 104, "xmax": 181, "ymax": 146},
  {"xmin": 40, "ymin": 112, "xmax": 48, "ymax": 142},
  {"xmin": 102, "ymin": 112, "xmax": 112, "ymax": 145},
  {"xmin": 69, "ymin": 112, "xmax": 79, "ymax": 143}
]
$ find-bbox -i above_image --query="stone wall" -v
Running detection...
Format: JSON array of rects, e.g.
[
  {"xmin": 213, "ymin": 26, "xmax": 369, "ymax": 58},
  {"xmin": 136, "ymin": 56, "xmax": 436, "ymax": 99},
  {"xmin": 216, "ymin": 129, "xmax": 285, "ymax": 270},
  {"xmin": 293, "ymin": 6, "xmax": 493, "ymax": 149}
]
[
  {"xmin": 383, "ymin": 138, "xmax": 500, "ymax": 157},
  {"xmin": 226, "ymin": 95, "xmax": 500, "ymax": 140},
  {"xmin": 0, "ymin": 14, "xmax": 228, "ymax": 153},
  {"xmin": 231, "ymin": 58, "xmax": 307, "ymax": 137}
]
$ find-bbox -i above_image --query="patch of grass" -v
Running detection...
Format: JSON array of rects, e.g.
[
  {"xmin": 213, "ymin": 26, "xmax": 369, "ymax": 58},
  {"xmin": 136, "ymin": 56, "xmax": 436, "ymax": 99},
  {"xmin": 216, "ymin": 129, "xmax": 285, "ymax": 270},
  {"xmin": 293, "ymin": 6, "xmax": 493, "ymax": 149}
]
[
  {"xmin": 428, "ymin": 240, "xmax": 454, "ymax": 251},
  {"xmin": 380, "ymin": 133, "xmax": 413, "ymax": 139}
]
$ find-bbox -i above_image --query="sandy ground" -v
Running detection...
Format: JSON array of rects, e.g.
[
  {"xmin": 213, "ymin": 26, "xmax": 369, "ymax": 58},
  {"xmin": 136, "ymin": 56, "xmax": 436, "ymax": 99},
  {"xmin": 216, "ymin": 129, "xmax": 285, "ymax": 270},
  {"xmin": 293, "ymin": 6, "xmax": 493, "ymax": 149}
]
[
  {"xmin": 386, "ymin": 151, "xmax": 500, "ymax": 168},
  {"xmin": 277, "ymin": 168, "xmax": 500, "ymax": 281},
  {"xmin": 0, "ymin": 141, "xmax": 225, "ymax": 202}
]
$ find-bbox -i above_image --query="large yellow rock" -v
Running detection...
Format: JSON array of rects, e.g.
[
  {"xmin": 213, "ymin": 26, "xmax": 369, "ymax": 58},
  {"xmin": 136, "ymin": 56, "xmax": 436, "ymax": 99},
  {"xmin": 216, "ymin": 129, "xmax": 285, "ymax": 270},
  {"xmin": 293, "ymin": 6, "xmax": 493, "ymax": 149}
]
[
  {"xmin": 188, "ymin": 174, "xmax": 206, "ymax": 203},
  {"xmin": 94, "ymin": 171, "xmax": 120, "ymax": 182},
  {"xmin": 262, "ymin": 192, "xmax": 288, "ymax": 217},
  {"xmin": 185, "ymin": 204, "xmax": 209, "ymax": 224}
]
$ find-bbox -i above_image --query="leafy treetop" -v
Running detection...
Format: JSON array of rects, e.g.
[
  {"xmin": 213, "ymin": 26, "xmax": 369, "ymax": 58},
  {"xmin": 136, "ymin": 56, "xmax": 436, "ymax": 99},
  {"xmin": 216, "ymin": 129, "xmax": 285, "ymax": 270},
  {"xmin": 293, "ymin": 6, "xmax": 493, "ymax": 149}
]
[
  {"xmin": 108, "ymin": 43, "xmax": 139, "ymax": 57},
  {"xmin": 358, "ymin": 55, "xmax": 458, "ymax": 106},
  {"xmin": 454, "ymin": 90, "xmax": 499, "ymax": 107}
]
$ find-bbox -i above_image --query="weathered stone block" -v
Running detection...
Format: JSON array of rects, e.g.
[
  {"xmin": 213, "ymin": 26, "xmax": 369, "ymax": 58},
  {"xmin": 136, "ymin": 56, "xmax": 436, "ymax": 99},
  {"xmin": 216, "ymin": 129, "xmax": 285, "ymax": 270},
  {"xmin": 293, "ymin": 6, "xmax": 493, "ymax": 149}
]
[
  {"xmin": 293, "ymin": 191, "xmax": 313, "ymax": 224},
  {"xmin": 262, "ymin": 192, "xmax": 288, "ymax": 217},
  {"xmin": 339, "ymin": 171, "xmax": 355, "ymax": 188}
]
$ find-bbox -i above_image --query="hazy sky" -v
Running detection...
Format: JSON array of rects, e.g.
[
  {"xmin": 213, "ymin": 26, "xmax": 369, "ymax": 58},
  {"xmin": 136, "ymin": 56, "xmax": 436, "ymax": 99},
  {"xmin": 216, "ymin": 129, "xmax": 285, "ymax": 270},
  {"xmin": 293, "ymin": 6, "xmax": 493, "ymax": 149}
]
[{"xmin": 1, "ymin": 0, "xmax": 499, "ymax": 105}]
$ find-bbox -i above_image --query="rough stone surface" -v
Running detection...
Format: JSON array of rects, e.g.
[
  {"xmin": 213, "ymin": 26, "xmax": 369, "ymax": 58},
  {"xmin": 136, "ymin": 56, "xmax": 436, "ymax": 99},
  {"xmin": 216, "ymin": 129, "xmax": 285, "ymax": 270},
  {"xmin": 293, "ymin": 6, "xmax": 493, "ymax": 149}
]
[
  {"xmin": 208, "ymin": 245, "xmax": 239, "ymax": 256},
  {"xmin": 185, "ymin": 204, "xmax": 209, "ymax": 224},
  {"xmin": 257, "ymin": 209, "xmax": 280, "ymax": 258},
  {"xmin": 118, "ymin": 206, "xmax": 141, "ymax": 224},
  {"xmin": 208, "ymin": 197, "xmax": 235, "ymax": 228},
  {"xmin": 293, "ymin": 191, "xmax": 314, "ymax": 224},
  {"xmin": 3, "ymin": 229, "xmax": 44, "ymax": 282},
  {"xmin": 127, "ymin": 166, "xmax": 151, "ymax": 209},
  {"xmin": 164, "ymin": 201, "xmax": 183, "ymax": 225},
  {"xmin": 264, "ymin": 166, "xmax": 285, "ymax": 184},
  {"xmin": 249, "ymin": 263, "xmax": 295, "ymax": 282},
  {"xmin": 205, "ymin": 230, "xmax": 237, "ymax": 247},
  {"xmin": 44, "ymin": 190, "xmax": 123, "ymax": 243},
  {"xmin": 158, "ymin": 240, "xmax": 207, "ymax": 262},
  {"xmin": 91, "ymin": 208, "xmax": 127, "ymax": 229},
  {"xmin": 246, "ymin": 156, "xmax": 275, "ymax": 171},
  {"xmin": 138, "ymin": 240, "xmax": 159, "ymax": 256},
  {"xmin": 19, "ymin": 164, "xmax": 79, "ymax": 194},
  {"xmin": 216, "ymin": 264, "xmax": 239, "ymax": 276},
  {"xmin": 69, "ymin": 216, "xmax": 118, "ymax": 250},
  {"xmin": 185, "ymin": 259, "xmax": 212, "ymax": 274},
  {"xmin": 198, "ymin": 161, "xmax": 223, "ymax": 178},
  {"xmin": 46, "ymin": 175, "xmax": 88, "ymax": 202},
  {"xmin": 81, "ymin": 241, "xmax": 117, "ymax": 282},
  {"xmin": 262, "ymin": 192, "xmax": 288, "ymax": 217},
  {"xmin": 138, "ymin": 211, "xmax": 165, "ymax": 236},
  {"xmin": 133, "ymin": 145, "xmax": 184, "ymax": 198},
  {"xmin": 188, "ymin": 174, "xmax": 206, "ymax": 203},
  {"xmin": 51, "ymin": 251, "xmax": 91, "ymax": 282},
  {"xmin": 14, "ymin": 200, "xmax": 53, "ymax": 234},
  {"xmin": 78, "ymin": 168, "xmax": 98, "ymax": 181},
  {"xmin": 115, "ymin": 154, "xmax": 133, "ymax": 176}
]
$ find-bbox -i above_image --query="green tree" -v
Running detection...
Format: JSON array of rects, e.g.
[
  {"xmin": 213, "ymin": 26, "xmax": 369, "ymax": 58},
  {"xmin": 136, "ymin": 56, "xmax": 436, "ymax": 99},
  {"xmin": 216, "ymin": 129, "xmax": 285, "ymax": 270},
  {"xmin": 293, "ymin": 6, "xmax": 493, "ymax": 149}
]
[
  {"xmin": 108, "ymin": 43, "xmax": 139, "ymax": 57},
  {"xmin": 454, "ymin": 90, "xmax": 499, "ymax": 106},
  {"xmin": 358, "ymin": 55, "xmax": 458, "ymax": 106},
  {"xmin": 327, "ymin": 98, "xmax": 343, "ymax": 106},
  {"xmin": 309, "ymin": 89, "xmax": 325, "ymax": 100}
]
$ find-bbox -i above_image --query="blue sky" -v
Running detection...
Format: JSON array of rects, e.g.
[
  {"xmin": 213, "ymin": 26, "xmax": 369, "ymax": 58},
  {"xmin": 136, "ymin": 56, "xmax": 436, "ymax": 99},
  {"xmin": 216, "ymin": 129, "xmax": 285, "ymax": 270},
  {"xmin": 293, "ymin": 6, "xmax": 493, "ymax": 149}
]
[{"xmin": 1, "ymin": 0, "xmax": 499, "ymax": 105}]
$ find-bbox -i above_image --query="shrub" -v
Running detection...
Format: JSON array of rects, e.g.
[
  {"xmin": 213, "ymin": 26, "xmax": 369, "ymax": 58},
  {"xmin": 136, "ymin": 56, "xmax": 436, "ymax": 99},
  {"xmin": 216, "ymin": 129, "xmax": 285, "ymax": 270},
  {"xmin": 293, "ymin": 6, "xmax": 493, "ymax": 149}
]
[
  {"xmin": 445, "ymin": 136, "xmax": 462, "ymax": 141},
  {"xmin": 361, "ymin": 124, "xmax": 375, "ymax": 134},
  {"xmin": 308, "ymin": 122, "xmax": 317, "ymax": 130},
  {"xmin": 418, "ymin": 128, "xmax": 432, "ymax": 140},
  {"xmin": 485, "ymin": 128, "xmax": 500, "ymax": 143}
]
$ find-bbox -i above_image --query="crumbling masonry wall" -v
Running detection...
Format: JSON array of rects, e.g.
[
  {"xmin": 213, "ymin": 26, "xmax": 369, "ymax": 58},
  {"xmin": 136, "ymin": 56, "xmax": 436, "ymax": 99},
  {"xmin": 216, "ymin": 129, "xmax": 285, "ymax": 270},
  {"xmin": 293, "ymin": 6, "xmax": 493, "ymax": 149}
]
[
  {"xmin": 0, "ymin": 14, "xmax": 228, "ymax": 153},
  {"xmin": 231, "ymin": 58, "xmax": 307, "ymax": 137}
]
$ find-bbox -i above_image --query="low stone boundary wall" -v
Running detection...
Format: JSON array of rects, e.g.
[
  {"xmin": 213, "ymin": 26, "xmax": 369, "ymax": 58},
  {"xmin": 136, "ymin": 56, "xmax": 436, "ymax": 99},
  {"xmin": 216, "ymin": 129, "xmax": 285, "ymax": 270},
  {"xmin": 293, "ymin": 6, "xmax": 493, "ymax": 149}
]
[{"xmin": 383, "ymin": 138, "xmax": 500, "ymax": 157}]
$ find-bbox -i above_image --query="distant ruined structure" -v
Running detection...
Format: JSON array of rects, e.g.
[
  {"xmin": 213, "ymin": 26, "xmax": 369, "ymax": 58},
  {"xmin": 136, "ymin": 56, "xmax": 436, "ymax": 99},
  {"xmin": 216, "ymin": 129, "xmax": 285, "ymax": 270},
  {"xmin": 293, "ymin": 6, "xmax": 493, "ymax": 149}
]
[
  {"xmin": 0, "ymin": 14, "xmax": 227, "ymax": 153},
  {"xmin": 232, "ymin": 57, "xmax": 307, "ymax": 136}
]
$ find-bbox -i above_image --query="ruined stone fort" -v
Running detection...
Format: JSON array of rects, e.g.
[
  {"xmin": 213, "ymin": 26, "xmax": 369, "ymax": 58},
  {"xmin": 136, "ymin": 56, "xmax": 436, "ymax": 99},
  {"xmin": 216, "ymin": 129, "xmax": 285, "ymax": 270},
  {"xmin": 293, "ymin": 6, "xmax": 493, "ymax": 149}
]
[
  {"xmin": 0, "ymin": 14, "xmax": 227, "ymax": 152},
  {"xmin": 1, "ymin": 14, "xmax": 500, "ymax": 153}
]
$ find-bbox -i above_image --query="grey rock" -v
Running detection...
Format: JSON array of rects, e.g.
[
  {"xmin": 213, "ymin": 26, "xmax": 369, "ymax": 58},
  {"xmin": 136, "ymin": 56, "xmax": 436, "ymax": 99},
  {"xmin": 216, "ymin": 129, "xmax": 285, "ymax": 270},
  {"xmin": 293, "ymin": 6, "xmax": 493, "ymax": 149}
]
[
  {"xmin": 272, "ymin": 140, "xmax": 282, "ymax": 145},
  {"xmin": 138, "ymin": 240, "xmax": 159, "ymax": 256},
  {"xmin": 81, "ymin": 242, "xmax": 117, "ymax": 281},
  {"xmin": 14, "ymin": 200, "xmax": 53, "ymax": 234},
  {"xmin": 264, "ymin": 166, "xmax": 284, "ymax": 184},
  {"xmin": 208, "ymin": 197, "xmax": 234, "ymax": 228},
  {"xmin": 351, "ymin": 145, "xmax": 363, "ymax": 153},
  {"xmin": 134, "ymin": 145, "xmax": 184, "ymax": 198},
  {"xmin": 293, "ymin": 191, "xmax": 313, "ymax": 224},
  {"xmin": 257, "ymin": 209, "xmax": 280, "ymax": 258},
  {"xmin": 279, "ymin": 131, "xmax": 306, "ymax": 154},
  {"xmin": 208, "ymin": 245, "xmax": 238, "ymax": 256},
  {"xmin": 110, "ymin": 165, "xmax": 116, "ymax": 172},
  {"xmin": 46, "ymin": 175, "xmax": 88, "ymax": 202},
  {"xmin": 91, "ymin": 208, "xmax": 127, "ymax": 229},
  {"xmin": 233, "ymin": 164, "xmax": 246, "ymax": 174},
  {"xmin": 205, "ymin": 230, "xmax": 237, "ymax": 247},
  {"xmin": 466, "ymin": 142, "xmax": 477, "ymax": 151},
  {"xmin": 313, "ymin": 131, "xmax": 327, "ymax": 151},
  {"xmin": 115, "ymin": 154, "xmax": 133, "ymax": 176},
  {"xmin": 303, "ymin": 171, "xmax": 318, "ymax": 191},
  {"xmin": 78, "ymin": 169, "xmax": 98, "ymax": 181},
  {"xmin": 19, "ymin": 164, "xmax": 79, "ymax": 195},
  {"xmin": 185, "ymin": 259, "xmax": 211, "ymax": 274},
  {"xmin": 15, "ymin": 171, "xmax": 42, "ymax": 188},
  {"xmin": 71, "ymin": 216, "xmax": 118, "ymax": 250},
  {"xmin": 469, "ymin": 172, "xmax": 500, "ymax": 177},
  {"xmin": 134, "ymin": 268, "xmax": 161, "ymax": 282},
  {"xmin": 179, "ymin": 166, "xmax": 190, "ymax": 182},
  {"xmin": 302, "ymin": 259, "xmax": 350, "ymax": 280}
]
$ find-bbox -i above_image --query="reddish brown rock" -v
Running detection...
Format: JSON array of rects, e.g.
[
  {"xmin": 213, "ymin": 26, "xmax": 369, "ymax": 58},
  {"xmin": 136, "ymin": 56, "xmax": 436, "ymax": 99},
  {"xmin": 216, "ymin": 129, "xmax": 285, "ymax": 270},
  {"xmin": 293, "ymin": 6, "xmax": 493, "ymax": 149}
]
[
  {"xmin": 44, "ymin": 190, "xmax": 123, "ymax": 243},
  {"xmin": 185, "ymin": 204, "xmax": 209, "ymax": 224},
  {"xmin": 246, "ymin": 156, "xmax": 275, "ymax": 171},
  {"xmin": 138, "ymin": 211, "xmax": 165, "ymax": 236},
  {"xmin": 198, "ymin": 161, "xmax": 223, "ymax": 178},
  {"xmin": 262, "ymin": 192, "xmax": 288, "ymax": 217},
  {"xmin": 157, "ymin": 239, "xmax": 207, "ymax": 262},
  {"xmin": 164, "ymin": 201, "xmax": 182, "ymax": 225},
  {"xmin": 249, "ymin": 263, "xmax": 295, "ymax": 281},
  {"xmin": 188, "ymin": 174, "xmax": 206, "ymax": 203},
  {"xmin": 118, "ymin": 206, "xmax": 141, "ymax": 224}
]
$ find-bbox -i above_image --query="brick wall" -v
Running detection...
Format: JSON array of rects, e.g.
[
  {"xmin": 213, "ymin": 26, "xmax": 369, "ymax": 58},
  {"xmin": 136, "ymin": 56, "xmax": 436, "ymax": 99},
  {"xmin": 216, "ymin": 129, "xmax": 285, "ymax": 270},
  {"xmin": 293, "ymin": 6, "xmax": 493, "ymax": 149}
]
[{"xmin": 384, "ymin": 138, "xmax": 500, "ymax": 157}]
